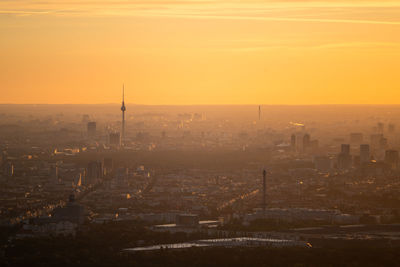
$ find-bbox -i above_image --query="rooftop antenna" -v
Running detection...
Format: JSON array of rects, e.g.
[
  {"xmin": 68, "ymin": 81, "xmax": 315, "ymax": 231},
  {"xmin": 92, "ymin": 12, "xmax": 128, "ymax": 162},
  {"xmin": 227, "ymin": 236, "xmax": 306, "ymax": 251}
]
[{"xmin": 263, "ymin": 169, "xmax": 267, "ymax": 213}]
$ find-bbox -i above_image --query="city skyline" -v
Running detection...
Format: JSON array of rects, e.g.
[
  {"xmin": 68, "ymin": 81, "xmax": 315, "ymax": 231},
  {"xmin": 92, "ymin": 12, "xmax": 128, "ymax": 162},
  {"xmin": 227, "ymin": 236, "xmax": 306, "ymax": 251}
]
[{"xmin": 2, "ymin": 2, "xmax": 400, "ymax": 265}]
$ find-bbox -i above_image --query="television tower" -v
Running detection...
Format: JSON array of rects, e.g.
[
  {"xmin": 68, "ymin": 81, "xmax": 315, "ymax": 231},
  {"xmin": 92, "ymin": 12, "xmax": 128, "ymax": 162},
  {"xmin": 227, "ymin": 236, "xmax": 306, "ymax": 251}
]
[{"xmin": 120, "ymin": 84, "xmax": 126, "ymax": 147}]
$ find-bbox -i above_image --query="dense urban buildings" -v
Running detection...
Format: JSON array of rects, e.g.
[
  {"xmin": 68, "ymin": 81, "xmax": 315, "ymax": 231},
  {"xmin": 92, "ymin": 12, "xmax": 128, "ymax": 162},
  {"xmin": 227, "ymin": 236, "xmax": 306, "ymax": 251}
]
[{"xmin": 1, "ymin": 104, "xmax": 400, "ymax": 266}]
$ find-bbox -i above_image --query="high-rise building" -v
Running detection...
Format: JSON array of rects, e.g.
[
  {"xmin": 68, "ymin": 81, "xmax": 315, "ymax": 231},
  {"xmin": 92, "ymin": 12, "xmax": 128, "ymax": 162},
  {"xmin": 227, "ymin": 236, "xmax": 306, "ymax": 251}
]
[
  {"xmin": 385, "ymin": 150, "xmax": 399, "ymax": 170},
  {"xmin": 87, "ymin": 161, "xmax": 103, "ymax": 185},
  {"xmin": 341, "ymin": 144, "xmax": 350, "ymax": 155},
  {"xmin": 109, "ymin": 132, "xmax": 120, "ymax": 146},
  {"xmin": 303, "ymin": 134, "xmax": 310, "ymax": 152},
  {"xmin": 360, "ymin": 144, "xmax": 370, "ymax": 164},
  {"xmin": 87, "ymin": 121, "xmax": 96, "ymax": 138},
  {"xmin": 338, "ymin": 144, "xmax": 352, "ymax": 170},
  {"xmin": 103, "ymin": 158, "xmax": 113, "ymax": 176},
  {"xmin": 120, "ymin": 85, "xmax": 126, "ymax": 147}
]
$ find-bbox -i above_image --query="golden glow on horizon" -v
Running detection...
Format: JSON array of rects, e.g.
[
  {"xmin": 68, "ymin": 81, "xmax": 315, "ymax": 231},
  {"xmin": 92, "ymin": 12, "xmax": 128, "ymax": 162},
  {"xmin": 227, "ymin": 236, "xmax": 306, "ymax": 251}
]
[{"xmin": 1, "ymin": 0, "xmax": 400, "ymax": 104}]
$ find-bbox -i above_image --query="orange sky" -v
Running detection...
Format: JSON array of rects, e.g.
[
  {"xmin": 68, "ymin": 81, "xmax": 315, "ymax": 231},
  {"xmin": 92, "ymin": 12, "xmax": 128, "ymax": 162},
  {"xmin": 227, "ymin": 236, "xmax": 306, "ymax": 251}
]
[{"xmin": 1, "ymin": 0, "xmax": 400, "ymax": 104}]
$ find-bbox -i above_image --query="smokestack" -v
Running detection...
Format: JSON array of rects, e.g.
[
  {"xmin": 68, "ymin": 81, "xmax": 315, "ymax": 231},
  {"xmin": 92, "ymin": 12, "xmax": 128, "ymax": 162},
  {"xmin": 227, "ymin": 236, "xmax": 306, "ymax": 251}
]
[{"xmin": 263, "ymin": 169, "xmax": 266, "ymax": 212}]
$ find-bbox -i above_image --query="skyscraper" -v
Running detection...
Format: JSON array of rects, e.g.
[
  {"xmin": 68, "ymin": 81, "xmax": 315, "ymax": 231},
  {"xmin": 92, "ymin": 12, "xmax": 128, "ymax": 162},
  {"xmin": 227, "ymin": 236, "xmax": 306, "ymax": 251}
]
[
  {"xmin": 87, "ymin": 161, "xmax": 103, "ymax": 185},
  {"xmin": 109, "ymin": 132, "xmax": 120, "ymax": 146},
  {"xmin": 385, "ymin": 150, "xmax": 399, "ymax": 170},
  {"xmin": 303, "ymin": 133, "xmax": 310, "ymax": 152},
  {"xmin": 341, "ymin": 144, "xmax": 350, "ymax": 155},
  {"xmin": 87, "ymin": 121, "xmax": 96, "ymax": 138},
  {"xmin": 338, "ymin": 144, "xmax": 352, "ymax": 169},
  {"xmin": 121, "ymin": 85, "xmax": 126, "ymax": 147}
]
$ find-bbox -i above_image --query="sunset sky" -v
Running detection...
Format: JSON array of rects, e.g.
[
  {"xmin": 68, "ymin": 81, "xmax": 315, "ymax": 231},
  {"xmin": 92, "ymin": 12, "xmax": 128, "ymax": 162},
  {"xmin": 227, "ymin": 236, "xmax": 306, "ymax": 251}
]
[{"xmin": 1, "ymin": 0, "xmax": 400, "ymax": 105}]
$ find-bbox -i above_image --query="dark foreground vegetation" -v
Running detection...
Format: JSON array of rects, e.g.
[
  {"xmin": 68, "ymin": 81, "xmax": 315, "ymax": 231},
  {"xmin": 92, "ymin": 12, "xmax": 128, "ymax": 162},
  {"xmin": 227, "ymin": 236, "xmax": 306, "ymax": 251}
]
[{"xmin": 1, "ymin": 222, "xmax": 400, "ymax": 266}]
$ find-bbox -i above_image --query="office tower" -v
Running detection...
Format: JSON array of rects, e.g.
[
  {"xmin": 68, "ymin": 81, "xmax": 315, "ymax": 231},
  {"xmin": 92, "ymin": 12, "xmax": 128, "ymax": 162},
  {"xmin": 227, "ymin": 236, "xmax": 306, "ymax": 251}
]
[
  {"xmin": 303, "ymin": 134, "xmax": 310, "ymax": 152},
  {"xmin": 291, "ymin": 134, "xmax": 296, "ymax": 151},
  {"xmin": 262, "ymin": 169, "xmax": 267, "ymax": 212},
  {"xmin": 87, "ymin": 121, "xmax": 96, "ymax": 138},
  {"xmin": 103, "ymin": 158, "xmax": 113, "ymax": 176},
  {"xmin": 350, "ymin": 133, "xmax": 363, "ymax": 144},
  {"xmin": 87, "ymin": 161, "xmax": 103, "ymax": 185},
  {"xmin": 258, "ymin": 105, "xmax": 261, "ymax": 121},
  {"xmin": 385, "ymin": 150, "xmax": 399, "ymax": 170},
  {"xmin": 338, "ymin": 144, "xmax": 352, "ymax": 170},
  {"xmin": 109, "ymin": 132, "xmax": 121, "ymax": 146},
  {"xmin": 120, "ymin": 85, "xmax": 126, "ymax": 147},
  {"xmin": 341, "ymin": 144, "xmax": 350, "ymax": 155},
  {"xmin": 360, "ymin": 144, "xmax": 370, "ymax": 164}
]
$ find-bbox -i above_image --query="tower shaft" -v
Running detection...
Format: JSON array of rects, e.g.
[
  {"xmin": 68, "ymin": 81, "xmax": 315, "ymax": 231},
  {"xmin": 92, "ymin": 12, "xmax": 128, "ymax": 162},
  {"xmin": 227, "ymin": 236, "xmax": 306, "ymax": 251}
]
[
  {"xmin": 121, "ymin": 110, "xmax": 125, "ymax": 146},
  {"xmin": 120, "ymin": 84, "xmax": 126, "ymax": 147},
  {"xmin": 263, "ymin": 169, "xmax": 266, "ymax": 212}
]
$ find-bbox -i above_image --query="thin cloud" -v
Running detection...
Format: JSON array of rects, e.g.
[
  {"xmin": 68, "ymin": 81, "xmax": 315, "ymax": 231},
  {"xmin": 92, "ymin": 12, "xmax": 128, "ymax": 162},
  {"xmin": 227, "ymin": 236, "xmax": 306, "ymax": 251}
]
[
  {"xmin": 217, "ymin": 41, "xmax": 400, "ymax": 53},
  {"xmin": 1, "ymin": 0, "xmax": 400, "ymax": 27}
]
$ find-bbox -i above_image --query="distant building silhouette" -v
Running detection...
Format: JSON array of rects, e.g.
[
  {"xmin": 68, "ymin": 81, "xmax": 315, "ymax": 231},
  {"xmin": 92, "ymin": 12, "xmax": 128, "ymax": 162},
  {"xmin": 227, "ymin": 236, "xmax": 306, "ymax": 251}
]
[
  {"xmin": 87, "ymin": 121, "xmax": 96, "ymax": 138},
  {"xmin": 303, "ymin": 133, "xmax": 310, "ymax": 152},
  {"xmin": 338, "ymin": 144, "xmax": 352, "ymax": 170},
  {"xmin": 109, "ymin": 132, "xmax": 120, "ymax": 146},
  {"xmin": 385, "ymin": 150, "xmax": 399, "ymax": 170},
  {"xmin": 87, "ymin": 161, "xmax": 103, "ymax": 185}
]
